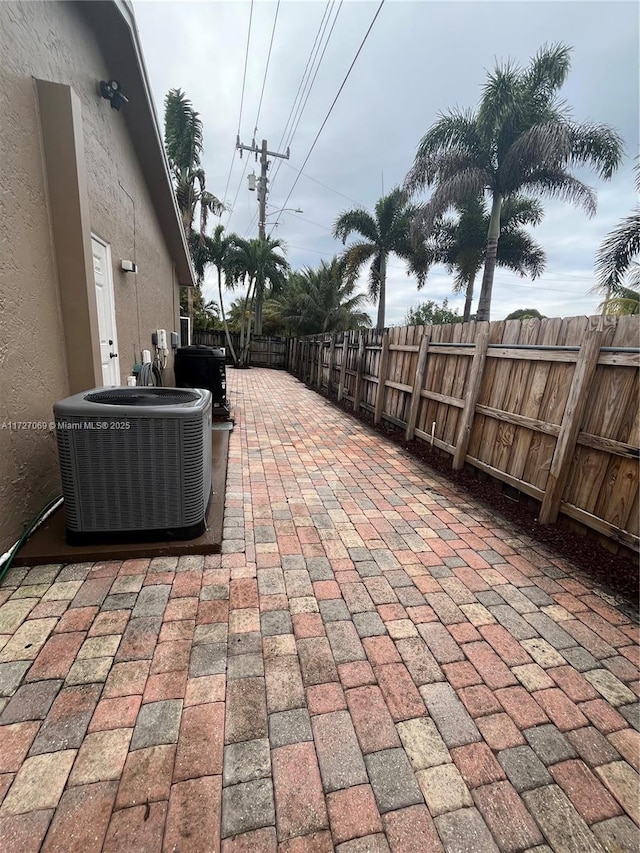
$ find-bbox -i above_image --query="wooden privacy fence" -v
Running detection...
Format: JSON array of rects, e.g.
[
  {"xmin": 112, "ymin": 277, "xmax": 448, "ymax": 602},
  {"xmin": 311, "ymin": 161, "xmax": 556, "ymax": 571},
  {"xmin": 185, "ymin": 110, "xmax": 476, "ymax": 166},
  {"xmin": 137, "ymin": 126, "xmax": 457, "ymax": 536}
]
[
  {"xmin": 193, "ymin": 331, "xmax": 288, "ymax": 368},
  {"xmin": 288, "ymin": 315, "xmax": 640, "ymax": 555}
]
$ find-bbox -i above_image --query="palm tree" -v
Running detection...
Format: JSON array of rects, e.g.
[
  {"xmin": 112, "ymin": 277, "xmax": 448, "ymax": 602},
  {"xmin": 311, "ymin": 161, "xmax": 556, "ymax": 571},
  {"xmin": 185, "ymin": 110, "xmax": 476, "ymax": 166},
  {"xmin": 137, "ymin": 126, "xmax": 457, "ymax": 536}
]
[
  {"xmin": 405, "ymin": 43, "xmax": 623, "ymax": 321},
  {"xmin": 333, "ymin": 188, "xmax": 429, "ymax": 329},
  {"xmin": 269, "ymin": 259, "xmax": 371, "ymax": 335},
  {"xmin": 594, "ymin": 162, "xmax": 640, "ymax": 312},
  {"xmin": 226, "ymin": 237, "xmax": 289, "ymax": 366},
  {"xmin": 164, "ymin": 89, "xmax": 224, "ymax": 320},
  {"xmin": 598, "ymin": 285, "xmax": 639, "ymax": 316},
  {"xmin": 225, "ymin": 236, "xmax": 288, "ymax": 338},
  {"xmin": 204, "ymin": 225, "xmax": 239, "ymax": 365},
  {"xmin": 164, "ymin": 89, "xmax": 224, "ymax": 238},
  {"xmin": 424, "ymin": 196, "xmax": 546, "ymax": 321}
]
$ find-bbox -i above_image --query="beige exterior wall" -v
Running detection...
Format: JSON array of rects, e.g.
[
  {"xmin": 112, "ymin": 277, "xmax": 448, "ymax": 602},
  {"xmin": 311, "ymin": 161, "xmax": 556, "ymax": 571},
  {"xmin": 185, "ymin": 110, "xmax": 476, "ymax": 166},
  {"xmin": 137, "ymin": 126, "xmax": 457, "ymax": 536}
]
[{"xmin": 0, "ymin": 2, "xmax": 181, "ymax": 553}]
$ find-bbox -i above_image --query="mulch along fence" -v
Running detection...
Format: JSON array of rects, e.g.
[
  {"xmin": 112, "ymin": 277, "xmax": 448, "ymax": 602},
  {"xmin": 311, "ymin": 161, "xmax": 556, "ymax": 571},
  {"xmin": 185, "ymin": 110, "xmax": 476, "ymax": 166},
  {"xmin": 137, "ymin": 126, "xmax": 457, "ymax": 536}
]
[{"xmin": 287, "ymin": 315, "xmax": 640, "ymax": 557}]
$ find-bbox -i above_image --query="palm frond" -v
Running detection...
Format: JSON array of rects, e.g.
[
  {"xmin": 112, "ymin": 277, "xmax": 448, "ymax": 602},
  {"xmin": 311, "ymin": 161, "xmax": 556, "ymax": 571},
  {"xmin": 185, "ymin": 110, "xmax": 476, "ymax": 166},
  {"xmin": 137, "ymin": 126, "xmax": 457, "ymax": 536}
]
[
  {"xmin": 375, "ymin": 188, "xmax": 409, "ymax": 244},
  {"xmin": 340, "ymin": 241, "xmax": 377, "ymax": 284},
  {"xmin": 404, "ymin": 113, "xmax": 484, "ymax": 195},
  {"xmin": 599, "ymin": 286, "xmax": 640, "ymax": 315},
  {"xmin": 415, "ymin": 109, "xmax": 482, "ymax": 160},
  {"xmin": 520, "ymin": 167, "xmax": 597, "ymax": 216},
  {"xmin": 368, "ymin": 255, "xmax": 382, "ymax": 301},
  {"xmin": 497, "ymin": 231, "xmax": 546, "ymax": 278},
  {"xmin": 410, "ymin": 168, "xmax": 489, "ymax": 237},
  {"xmin": 499, "ymin": 122, "xmax": 574, "ymax": 190},
  {"xmin": 594, "ymin": 212, "xmax": 640, "ymax": 292},
  {"xmin": 524, "ymin": 42, "xmax": 572, "ymax": 97},
  {"xmin": 500, "ymin": 195, "xmax": 544, "ymax": 228},
  {"xmin": 478, "ymin": 61, "xmax": 523, "ymax": 143},
  {"xmin": 164, "ymin": 89, "xmax": 203, "ymax": 173},
  {"xmin": 566, "ymin": 121, "xmax": 625, "ymax": 180},
  {"xmin": 333, "ymin": 209, "xmax": 378, "ymax": 244}
]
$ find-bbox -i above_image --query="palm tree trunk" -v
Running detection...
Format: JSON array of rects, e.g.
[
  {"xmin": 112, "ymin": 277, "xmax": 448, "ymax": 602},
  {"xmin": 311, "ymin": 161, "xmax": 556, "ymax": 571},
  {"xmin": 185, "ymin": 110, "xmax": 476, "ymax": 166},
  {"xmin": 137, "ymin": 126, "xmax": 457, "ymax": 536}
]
[
  {"xmin": 254, "ymin": 297, "xmax": 263, "ymax": 336},
  {"xmin": 463, "ymin": 271, "xmax": 476, "ymax": 322},
  {"xmin": 476, "ymin": 193, "xmax": 503, "ymax": 322},
  {"xmin": 186, "ymin": 286, "xmax": 194, "ymax": 329},
  {"xmin": 254, "ymin": 274, "xmax": 264, "ymax": 336},
  {"xmin": 242, "ymin": 281, "xmax": 257, "ymax": 366},
  {"xmin": 218, "ymin": 267, "xmax": 238, "ymax": 365},
  {"xmin": 376, "ymin": 252, "xmax": 387, "ymax": 329}
]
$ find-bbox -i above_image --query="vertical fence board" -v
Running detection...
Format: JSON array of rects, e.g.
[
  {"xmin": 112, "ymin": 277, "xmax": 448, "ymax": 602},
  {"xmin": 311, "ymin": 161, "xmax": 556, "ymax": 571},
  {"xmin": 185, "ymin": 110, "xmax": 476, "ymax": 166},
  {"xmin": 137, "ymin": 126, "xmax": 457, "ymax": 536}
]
[
  {"xmin": 539, "ymin": 330, "xmax": 605, "ymax": 524},
  {"xmin": 353, "ymin": 332, "xmax": 365, "ymax": 413},
  {"xmin": 406, "ymin": 333, "xmax": 430, "ymax": 441},
  {"xmin": 453, "ymin": 332, "xmax": 490, "ymax": 470},
  {"xmin": 374, "ymin": 332, "xmax": 390, "ymax": 425}
]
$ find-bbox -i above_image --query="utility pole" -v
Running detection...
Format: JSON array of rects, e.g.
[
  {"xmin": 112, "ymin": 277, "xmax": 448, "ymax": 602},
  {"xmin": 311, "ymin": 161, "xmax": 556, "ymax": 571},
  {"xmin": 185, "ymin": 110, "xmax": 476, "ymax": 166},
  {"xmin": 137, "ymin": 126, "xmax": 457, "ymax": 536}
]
[
  {"xmin": 236, "ymin": 136, "xmax": 290, "ymax": 238},
  {"xmin": 235, "ymin": 136, "xmax": 290, "ymax": 335}
]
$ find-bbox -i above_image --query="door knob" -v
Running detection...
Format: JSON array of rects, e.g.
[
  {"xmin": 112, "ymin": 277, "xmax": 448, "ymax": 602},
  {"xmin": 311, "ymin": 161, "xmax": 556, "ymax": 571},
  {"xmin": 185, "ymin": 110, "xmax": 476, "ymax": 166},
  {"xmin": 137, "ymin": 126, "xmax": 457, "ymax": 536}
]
[{"xmin": 109, "ymin": 352, "xmax": 118, "ymax": 359}]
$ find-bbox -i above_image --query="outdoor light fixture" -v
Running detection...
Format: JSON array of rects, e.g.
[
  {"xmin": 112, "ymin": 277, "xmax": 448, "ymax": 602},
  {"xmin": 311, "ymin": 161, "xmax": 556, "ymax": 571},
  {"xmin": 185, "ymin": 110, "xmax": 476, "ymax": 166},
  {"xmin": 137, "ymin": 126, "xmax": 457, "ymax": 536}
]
[
  {"xmin": 265, "ymin": 206, "xmax": 304, "ymax": 216},
  {"xmin": 99, "ymin": 80, "xmax": 129, "ymax": 111}
]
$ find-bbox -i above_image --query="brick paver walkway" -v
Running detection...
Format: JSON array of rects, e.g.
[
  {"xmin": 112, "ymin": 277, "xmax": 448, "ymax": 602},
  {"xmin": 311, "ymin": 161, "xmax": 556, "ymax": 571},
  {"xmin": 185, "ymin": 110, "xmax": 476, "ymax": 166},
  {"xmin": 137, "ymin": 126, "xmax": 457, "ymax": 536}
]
[{"xmin": 0, "ymin": 368, "xmax": 638, "ymax": 852}]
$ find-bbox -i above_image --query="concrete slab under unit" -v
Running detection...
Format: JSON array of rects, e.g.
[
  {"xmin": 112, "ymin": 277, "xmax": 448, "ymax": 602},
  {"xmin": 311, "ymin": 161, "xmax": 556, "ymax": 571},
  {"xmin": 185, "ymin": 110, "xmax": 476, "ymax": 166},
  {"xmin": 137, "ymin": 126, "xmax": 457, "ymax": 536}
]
[{"xmin": 13, "ymin": 429, "xmax": 230, "ymax": 565}]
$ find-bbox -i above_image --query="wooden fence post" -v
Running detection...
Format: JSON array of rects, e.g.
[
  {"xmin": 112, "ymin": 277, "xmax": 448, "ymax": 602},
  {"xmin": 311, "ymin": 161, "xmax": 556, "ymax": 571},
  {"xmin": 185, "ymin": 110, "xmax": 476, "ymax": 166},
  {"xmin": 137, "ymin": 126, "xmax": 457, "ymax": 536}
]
[
  {"xmin": 453, "ymin": 332, "xmax": 489, "ymax": 470},
  {"xmin": 310, "ymin": 339, "xmax": 315, "ymax": 384},
  {"xmin": 353, "ymin": 332, "xmax": 365, "ymax": 412},
  {"xmin": 337, "ymin": 333, "xmax": 348, "ymax": 402},
  {"xmin": 316, "ymin": 339, "xmax": 323, "ymax": 389},
  {"xmin": 405, "ymin": 332, "xmax": 430, "ymax": 440},
  {"xmin": 538, "ymin": 329, "xmax": 604, "ymax": 524},
  {"xmin": 374, "ymin": 332, "xmax": 390, "ymax": 425},
  {"xmin": 328, "ymin": 333, "xmax": 336, "ymax": 395}
]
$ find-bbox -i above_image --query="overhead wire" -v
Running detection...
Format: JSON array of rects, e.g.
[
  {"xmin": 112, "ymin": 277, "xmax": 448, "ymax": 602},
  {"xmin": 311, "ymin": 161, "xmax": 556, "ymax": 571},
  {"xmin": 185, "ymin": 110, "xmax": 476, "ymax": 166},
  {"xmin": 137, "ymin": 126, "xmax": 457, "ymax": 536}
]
[
  {"xmin": 221, "ymin": 0, "xmax": 254, "ymax": 210},
  {"xmin": 252, "ymin": 1, "xmax": 337, "ymax": 234},
  {"xmin": 272, "ymin": 1, "xmax": 333, "ymax": 156},
  {"xmin": 253, "ymin": 0, "xmax": 281, "ymax": 136},
  {"xmin": 268, "ymin": 0, "xmax": 386, "ymax": 237},
  {"xmin": 228, "ymin": 0, "xmax": 281, "ymax": 232},
  {"xmin": 280, "ymin": 160, "xmax": 365, "ymax": 207},
  {"xmin": 269, "ymin": 1, "xmax": 343, "ymax": 195}
]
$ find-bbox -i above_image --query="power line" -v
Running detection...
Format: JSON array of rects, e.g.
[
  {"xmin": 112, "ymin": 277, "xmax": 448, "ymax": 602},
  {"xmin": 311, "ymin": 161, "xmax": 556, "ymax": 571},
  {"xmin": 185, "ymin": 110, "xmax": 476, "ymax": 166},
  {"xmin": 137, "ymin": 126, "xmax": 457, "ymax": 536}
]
[
  {"xmin": 230, "ymin": 2, "xmax": 283, "ymax": 234},
  {"xmin": 244, "ymin": 210, "xmax": 259, "ymax": 238},
  {"xmin": 280, "ymin": 1, "xmax": 343, "ymax": 160},
  {"xmin": 269, "ymin": 1, "xmax": 343, "ymax": 194},
  {"xmin": 225, "ymin": 155, "xmax": 252, "ymax": 229},
  {"xmin": 280, "ymin": 160, "xmax": 365, "ymax": 207},
  {"xmin": 273, "ymin": 1, "xmax": 333, "ymax": 156},
  {"xmin": 269, "ymin": 0, "xmax": 386, "ymax": 237},
  {"xmin": 222, "ymin": 0, "xmax": 254, "ymax": 208},
  {"xmin": 253, "ymin": 0, "xmax": 281, "ymax": 136}
]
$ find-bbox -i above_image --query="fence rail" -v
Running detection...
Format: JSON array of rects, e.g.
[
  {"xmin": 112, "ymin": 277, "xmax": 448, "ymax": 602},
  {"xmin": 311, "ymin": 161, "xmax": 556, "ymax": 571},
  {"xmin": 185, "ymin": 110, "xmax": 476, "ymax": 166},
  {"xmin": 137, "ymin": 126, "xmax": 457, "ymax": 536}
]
[
  {"xmin": 193, "ymin": 331, "xmax": 289, "ymax": 369},
  {"xmin": 288, "ymin": 315, "xmax": 640, "ymax": 555}
]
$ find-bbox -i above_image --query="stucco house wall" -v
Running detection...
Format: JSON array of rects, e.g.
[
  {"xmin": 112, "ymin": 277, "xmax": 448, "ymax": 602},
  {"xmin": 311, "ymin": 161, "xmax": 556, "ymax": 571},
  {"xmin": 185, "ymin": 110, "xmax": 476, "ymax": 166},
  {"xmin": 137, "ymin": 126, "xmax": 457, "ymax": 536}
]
[{"xmin": 0, "ymin": 1, "xmax": 190, "ymax": 553}]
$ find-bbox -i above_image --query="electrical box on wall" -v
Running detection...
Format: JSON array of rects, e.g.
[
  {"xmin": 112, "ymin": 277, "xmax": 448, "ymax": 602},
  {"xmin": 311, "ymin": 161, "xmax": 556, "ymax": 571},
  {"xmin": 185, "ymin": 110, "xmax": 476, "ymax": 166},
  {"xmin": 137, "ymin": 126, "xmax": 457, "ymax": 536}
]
[
  {"xmin": 171, "ymin": 332, "xmax": 179, "ymax": 349},
  {"xmin": 151, "ymin": 330, "xmax": 168, "ymax": 351}
]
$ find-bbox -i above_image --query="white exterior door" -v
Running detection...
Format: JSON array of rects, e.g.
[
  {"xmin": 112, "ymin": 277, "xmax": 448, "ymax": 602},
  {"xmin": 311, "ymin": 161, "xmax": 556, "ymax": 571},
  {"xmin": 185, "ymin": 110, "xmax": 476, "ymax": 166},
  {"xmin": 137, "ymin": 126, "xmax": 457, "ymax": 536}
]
[{"xmin": 91, "ymin": 235, "xmax": 120, "ymax": 385}]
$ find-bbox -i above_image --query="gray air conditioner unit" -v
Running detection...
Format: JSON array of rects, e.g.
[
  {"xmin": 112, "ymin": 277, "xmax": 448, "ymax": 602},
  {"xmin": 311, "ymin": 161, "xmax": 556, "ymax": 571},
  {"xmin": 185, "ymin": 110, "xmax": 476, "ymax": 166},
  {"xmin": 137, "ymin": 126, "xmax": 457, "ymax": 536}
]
[{"xmin": 54, "ymin": 387, "xmax": 212, "ymax": 545}]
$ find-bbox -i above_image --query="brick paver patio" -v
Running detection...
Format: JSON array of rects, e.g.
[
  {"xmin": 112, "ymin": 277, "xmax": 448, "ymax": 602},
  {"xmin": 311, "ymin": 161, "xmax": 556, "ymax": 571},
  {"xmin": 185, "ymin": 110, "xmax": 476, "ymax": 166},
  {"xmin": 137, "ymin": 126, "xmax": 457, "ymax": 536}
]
[{"xmin": 0, "ymin": 367, "xmax": 638, "ymax": 852}]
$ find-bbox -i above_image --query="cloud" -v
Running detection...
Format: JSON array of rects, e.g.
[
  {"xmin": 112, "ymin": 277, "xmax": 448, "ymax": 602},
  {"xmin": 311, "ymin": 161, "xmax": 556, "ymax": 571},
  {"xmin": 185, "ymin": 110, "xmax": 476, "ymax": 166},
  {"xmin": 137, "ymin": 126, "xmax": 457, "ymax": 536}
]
[{"xmin": 133, "ymin": 0, "xmax": 639, "ymax": 324}]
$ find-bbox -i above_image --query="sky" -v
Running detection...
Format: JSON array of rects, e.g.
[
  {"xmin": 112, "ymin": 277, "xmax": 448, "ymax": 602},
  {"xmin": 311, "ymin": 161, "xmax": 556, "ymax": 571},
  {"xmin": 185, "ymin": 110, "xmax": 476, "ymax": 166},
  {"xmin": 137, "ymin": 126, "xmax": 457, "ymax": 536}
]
[{"xmin": 133, "ymin": 0, "xmax": 639, "ymax": 325}]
